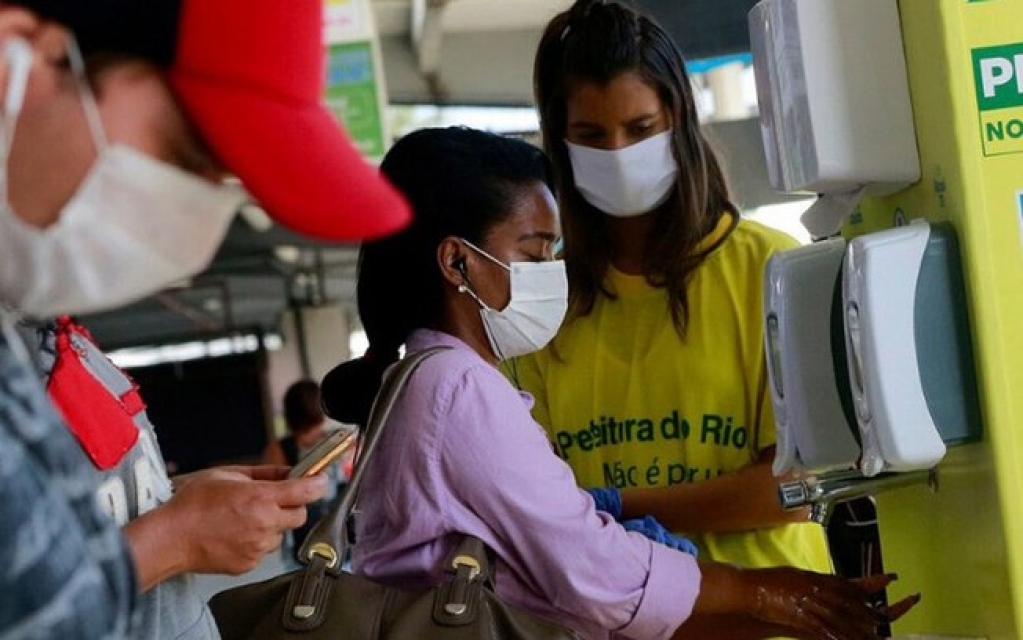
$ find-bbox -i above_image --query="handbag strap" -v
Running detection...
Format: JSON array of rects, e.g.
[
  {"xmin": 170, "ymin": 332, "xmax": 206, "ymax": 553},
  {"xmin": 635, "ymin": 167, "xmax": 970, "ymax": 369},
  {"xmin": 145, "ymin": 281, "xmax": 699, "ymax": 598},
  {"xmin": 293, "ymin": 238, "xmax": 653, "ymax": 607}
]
[{"xmin": 298, "ymin": 346, "xmax": 448, "ymax": 574}]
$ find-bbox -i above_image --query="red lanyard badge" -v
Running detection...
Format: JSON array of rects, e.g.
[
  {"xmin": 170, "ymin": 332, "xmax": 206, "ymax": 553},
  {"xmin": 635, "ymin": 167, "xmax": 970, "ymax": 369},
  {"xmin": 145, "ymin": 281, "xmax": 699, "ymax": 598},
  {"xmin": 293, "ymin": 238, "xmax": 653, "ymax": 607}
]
[{"xmin": 47, "ymin": 317, "xmax": 142, "ymax": 470}]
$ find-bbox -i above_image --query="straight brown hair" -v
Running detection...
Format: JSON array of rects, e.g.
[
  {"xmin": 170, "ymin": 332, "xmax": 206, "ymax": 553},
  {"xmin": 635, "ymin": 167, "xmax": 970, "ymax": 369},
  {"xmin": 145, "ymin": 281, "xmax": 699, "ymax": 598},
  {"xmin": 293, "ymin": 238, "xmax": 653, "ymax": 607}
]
[{"xmin": 534, "ymin": 0, "xmax": 738, "ymax": 337}]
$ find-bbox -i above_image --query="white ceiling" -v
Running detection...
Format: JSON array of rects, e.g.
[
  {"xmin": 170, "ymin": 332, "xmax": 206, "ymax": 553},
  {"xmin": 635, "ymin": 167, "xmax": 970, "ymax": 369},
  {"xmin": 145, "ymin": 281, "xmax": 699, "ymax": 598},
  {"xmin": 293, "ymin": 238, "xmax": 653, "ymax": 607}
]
[{"xmin": 371, "ymin": 0, "xmax": 573, "ymax": 36}]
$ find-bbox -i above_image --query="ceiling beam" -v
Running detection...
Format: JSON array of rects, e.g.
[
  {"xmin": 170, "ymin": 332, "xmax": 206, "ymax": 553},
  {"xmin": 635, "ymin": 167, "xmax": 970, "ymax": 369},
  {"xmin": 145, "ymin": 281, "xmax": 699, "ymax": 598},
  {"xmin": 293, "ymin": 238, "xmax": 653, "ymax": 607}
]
[{"xmin": 410, "ymin": 0, "xmax": 451, "ymax": 101}]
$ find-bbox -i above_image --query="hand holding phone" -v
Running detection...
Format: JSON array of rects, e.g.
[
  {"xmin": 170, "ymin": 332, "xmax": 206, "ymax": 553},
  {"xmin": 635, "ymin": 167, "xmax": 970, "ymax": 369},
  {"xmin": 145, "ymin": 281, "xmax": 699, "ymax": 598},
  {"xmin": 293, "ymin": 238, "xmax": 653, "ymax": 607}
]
[{"xmin": 287, "ymin": 429, "xmax": 357, "ymax": 479}]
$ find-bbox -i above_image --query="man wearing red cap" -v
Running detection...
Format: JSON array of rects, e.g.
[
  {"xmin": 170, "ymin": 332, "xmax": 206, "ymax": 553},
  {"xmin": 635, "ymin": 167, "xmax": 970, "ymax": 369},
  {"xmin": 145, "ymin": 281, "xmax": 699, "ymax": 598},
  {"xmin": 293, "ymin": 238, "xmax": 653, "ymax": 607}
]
[{"xmin": 0, "ymin": 0, "xmax": 411, "ymax": 637}]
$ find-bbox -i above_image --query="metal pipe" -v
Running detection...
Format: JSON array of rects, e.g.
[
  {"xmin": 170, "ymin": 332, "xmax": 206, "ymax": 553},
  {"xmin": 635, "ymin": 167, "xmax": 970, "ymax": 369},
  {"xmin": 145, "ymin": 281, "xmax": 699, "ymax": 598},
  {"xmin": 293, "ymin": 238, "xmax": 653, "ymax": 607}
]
[{"xmin": 779, "ymin": 467, "xmax": 939, "ymax": 525}]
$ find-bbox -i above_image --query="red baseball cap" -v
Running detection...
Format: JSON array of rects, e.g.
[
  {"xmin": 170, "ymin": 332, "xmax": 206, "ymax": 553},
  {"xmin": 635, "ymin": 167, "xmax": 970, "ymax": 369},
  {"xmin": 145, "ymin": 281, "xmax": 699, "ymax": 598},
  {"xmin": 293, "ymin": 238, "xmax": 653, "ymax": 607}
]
[{"xmin": 12, "ymin": 0, "xmax": 412, "ymax": 242}]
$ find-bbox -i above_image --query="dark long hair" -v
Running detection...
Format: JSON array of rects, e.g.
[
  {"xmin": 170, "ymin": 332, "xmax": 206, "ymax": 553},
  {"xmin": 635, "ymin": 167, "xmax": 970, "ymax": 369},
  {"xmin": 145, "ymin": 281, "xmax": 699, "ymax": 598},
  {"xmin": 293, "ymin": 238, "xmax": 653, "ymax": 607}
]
[
  {"xmin": 321, "ymin": 127, "xmax": 554, "ymax": 425},
  {"xmin": 534, "ymin": 0, "xmax": 738, "ymax": 336}
]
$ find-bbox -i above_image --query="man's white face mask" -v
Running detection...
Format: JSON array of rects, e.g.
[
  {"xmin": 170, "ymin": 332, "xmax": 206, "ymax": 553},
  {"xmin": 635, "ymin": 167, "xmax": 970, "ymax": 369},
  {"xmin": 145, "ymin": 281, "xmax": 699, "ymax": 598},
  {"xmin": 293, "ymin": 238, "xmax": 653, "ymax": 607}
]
[
  {"xmin": 566, "ymin": 130, "xmax": 679, "ymax": 218},
  {"xmin": 0, "ymin": 35, "xmax": 245, "ymax": 319},
  {"xmin": 458, "ymin": 238, "xmax": 568, "ymax": 361}
]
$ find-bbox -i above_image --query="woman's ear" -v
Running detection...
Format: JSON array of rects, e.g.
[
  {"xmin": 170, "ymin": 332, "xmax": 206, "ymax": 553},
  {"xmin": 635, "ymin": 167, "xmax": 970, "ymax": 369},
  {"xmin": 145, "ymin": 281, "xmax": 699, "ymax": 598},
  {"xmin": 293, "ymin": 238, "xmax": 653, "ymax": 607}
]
[
  {"xmin": 0, "ymin": 9, "xmax": 41, "ymax": 48},
  {"xmin": 0, "ymin": 9, "xmax": 42, "ymax": 96},
  {"xmin": 437, "ymin": 236, "xmax": 468, "ymax": 289},
  {"xmin": 33, "ymin": 21, "xmax": 70, "ymax": 65}
]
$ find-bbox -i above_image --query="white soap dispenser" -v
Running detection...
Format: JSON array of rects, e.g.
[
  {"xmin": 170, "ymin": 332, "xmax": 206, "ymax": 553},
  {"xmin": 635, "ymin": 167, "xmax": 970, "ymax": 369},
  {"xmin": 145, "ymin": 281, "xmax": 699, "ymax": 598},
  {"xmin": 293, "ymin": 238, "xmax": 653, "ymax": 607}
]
[
  {"xmin": 764, "ymin": 238, "xmax": 861, "ymax": 476},
  {"xmin": 843, "ymin": 222, "xmax": 948, "ymax": 476},
  {"xmin": 748, "ymin": 0, "xmax": 920, "ymax": 196}
]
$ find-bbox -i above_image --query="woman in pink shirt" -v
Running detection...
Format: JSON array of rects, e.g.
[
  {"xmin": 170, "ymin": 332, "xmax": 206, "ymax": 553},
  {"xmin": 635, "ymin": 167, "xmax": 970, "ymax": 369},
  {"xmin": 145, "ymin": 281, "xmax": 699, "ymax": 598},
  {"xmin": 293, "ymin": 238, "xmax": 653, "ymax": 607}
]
[{"xmin": 324, "ymin": 126, "xmax": 913, "ymax": 639}]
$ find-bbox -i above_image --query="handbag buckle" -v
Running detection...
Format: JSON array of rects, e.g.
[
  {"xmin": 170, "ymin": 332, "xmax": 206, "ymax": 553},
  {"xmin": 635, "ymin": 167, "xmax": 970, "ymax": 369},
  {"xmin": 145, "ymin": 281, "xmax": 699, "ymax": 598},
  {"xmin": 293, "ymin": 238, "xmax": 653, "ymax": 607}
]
[
  {"xmin": 443, "ymin": 556, "xmax": 482, "ymax": 617},
  {"xmin": 450, "ymin": 555, "xmax": 481, "ymax": 580},
  {"xmin": 285, "ymin": 549, "xmax": 335, "ymax": 629},
  {"xmin": 305, "ymin": 542, "xmax": 339, "ymax": 570}
]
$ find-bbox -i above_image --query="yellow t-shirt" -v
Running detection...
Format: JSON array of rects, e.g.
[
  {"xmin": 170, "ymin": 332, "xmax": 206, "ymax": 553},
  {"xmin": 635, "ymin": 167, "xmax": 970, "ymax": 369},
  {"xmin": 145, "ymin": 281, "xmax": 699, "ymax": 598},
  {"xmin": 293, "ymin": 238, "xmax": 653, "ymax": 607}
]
[{"xmin": 510, "ymin": 214, "xmax": 830, "ymax": 572}]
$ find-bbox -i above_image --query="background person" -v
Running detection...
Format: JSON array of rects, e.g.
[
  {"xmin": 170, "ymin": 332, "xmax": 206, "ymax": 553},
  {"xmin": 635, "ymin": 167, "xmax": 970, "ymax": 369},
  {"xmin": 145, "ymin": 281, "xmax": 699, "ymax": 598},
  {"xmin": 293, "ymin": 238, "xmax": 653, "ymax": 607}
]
[
  {"xmin": 0, "ymin": 0, "xmax": 410, "ymax": 636},
  {"xmin": 324, "ymin": 126, "xmax": 914, "ymax": 640},
  {"xmin": 263, "ymin": 379, "xmax": 348, "ymax": 558}
]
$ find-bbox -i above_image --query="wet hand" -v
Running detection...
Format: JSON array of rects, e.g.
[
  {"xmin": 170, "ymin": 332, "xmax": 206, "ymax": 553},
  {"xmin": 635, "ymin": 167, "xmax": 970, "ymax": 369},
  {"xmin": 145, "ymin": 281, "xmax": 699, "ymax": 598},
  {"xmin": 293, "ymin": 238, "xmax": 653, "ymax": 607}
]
[{"xmin": 749, "ymin": 569, "xmax": 920, "ymax": 640}]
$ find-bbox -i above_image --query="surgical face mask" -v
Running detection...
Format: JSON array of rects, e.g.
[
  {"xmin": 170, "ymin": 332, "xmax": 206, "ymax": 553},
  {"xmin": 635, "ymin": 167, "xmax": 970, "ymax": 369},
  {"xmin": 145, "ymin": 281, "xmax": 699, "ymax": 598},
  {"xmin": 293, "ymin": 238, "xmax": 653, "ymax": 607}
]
[
  {"xmin": 458, "ymin": 239, "xmax": 567, "ymax": 361},
  {"xmin": 566, "ymin": 130, "xmax": 679, "ymax": 217},
  {"xmin": 0, "ymin": 35, "xmax": 244, "ymax": 318}
]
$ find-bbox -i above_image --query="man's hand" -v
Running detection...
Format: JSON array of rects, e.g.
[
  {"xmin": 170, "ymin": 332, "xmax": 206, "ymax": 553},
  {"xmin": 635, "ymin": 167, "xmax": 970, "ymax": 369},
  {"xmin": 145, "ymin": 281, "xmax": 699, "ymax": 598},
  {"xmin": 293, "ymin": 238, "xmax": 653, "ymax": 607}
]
[{"xmin": 125, "ymin": 465, "xmax": 328, "ymax": 591}]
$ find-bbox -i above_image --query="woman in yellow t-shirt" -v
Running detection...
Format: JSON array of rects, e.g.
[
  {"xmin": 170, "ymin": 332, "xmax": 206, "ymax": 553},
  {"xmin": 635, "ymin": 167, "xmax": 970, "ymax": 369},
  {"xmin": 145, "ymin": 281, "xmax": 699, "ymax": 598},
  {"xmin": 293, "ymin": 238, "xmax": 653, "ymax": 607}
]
[{"xmin": 513, "ymin": 2, "xmax": 831, "ymax": 635}]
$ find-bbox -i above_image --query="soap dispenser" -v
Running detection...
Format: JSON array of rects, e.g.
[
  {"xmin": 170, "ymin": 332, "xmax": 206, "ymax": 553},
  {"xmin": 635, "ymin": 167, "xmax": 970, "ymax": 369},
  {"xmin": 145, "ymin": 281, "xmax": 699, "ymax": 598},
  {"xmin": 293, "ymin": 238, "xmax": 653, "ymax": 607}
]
[
  {"xmin": 843, "ymin": 221, "xmax": 982, "ymax": 476},
  {"xmin": 764, "ymin": 238, "xmax": 861, "ymax": 476}
]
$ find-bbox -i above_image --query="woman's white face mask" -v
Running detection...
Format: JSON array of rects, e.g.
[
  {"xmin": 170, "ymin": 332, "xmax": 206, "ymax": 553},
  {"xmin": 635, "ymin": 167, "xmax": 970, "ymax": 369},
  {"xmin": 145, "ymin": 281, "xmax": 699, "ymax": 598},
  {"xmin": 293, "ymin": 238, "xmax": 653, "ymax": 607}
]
[
  {"xmin": 458, "ymin": 239, "xmax": 567, "ymax": 361},
  {"xmin": 0, "ymin": 36, "xmax": 244, "ymax": 319},
  {"xmin": 566, "ymin": 130, "xmax": 678, "ymax": 217}
]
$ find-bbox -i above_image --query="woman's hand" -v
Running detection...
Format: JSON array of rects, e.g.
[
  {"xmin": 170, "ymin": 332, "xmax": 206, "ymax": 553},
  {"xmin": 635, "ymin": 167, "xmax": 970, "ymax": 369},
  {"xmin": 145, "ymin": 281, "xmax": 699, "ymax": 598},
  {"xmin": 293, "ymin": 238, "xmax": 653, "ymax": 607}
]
[
  {"xmin": 747, "ymin": 568, "xmax": 918, "ymax": 640},
  {"xmin": 697, "ymin": 563, "xmax": 920, "ymax": 640}
]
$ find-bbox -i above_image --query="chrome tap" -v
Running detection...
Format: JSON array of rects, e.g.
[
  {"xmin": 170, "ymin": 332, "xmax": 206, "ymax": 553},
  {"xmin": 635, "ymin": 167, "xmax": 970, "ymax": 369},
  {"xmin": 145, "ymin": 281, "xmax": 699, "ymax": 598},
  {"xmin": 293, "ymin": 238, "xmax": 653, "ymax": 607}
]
[{"xmin": 778, "ymin": 467, "xmax": 939, "ymax": 525}]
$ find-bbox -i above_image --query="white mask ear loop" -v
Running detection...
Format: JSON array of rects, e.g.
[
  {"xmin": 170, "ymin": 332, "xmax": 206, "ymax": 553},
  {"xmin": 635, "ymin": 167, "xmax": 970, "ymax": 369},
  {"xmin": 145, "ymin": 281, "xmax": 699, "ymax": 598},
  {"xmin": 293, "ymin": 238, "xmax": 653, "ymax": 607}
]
[
  {"xmin": 457, "ymin": 237, "xmax": 520, "ymax": 312},
  {"xmin": 457, "ymin": 278, "xmax": 491, "ymax": 310},
  {"xmin": 455, "ymin": 238, "xmax": 512, "ymax": 312},
  {"xmin": 456, "ymin": 238, "xmax": 513, "ymax": 362},
  {"xmin": 457, "ymin": 277, "xmax": 508, "ymax": 362},
  {"xmin": 0, "ymin": 37, "xmax": 34, "ymax": 204},
  {"xmin": 2, "ymin": 39, "xmax": 32, "ymax": 117},
  {"xmin": 64, "ymin": 32, "xmax": 108, "ymax": 154},
  {"xmin": 460, "ymin": 238, "xmax": 512, "ymax": 273}
]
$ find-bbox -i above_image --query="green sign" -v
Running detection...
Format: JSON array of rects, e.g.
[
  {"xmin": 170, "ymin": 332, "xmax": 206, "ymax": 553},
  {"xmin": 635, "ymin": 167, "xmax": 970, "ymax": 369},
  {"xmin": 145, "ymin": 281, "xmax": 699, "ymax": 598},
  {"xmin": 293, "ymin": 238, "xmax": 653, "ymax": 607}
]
[
  {"xmin": 973, "ymin": 42, "xmax": 1023, "ymax": 155},
  {"xmin": 325, "ymin": 41, "xmax": 386, "ymax": 160},
  {"xmin": 972, "ymin": 42, "xmax": 1023, "ymax": 111}
]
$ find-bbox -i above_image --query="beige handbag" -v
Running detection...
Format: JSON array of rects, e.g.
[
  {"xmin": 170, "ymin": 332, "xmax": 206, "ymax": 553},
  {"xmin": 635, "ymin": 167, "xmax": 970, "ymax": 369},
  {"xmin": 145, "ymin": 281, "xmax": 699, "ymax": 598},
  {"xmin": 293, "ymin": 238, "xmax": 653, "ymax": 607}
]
[{"xmin": 209, "ymin": 348, "xmax": 581, "ymax": 640}]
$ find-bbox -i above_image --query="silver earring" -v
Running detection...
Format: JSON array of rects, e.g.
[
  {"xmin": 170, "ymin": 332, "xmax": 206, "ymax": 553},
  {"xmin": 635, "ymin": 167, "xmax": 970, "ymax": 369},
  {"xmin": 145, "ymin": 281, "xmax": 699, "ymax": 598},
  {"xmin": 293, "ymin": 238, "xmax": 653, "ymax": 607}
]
[{"xmin": 457, "ymin": 284, "xmax": 468, "ymax": 293}]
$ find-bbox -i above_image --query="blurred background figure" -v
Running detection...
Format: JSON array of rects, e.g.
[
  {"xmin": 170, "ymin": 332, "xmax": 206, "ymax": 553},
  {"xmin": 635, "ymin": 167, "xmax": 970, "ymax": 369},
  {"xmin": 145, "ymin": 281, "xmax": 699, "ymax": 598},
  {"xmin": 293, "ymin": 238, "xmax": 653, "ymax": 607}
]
[{"xmin": 264, "ymin": 379, "xmax": 348, "ymax": 558}]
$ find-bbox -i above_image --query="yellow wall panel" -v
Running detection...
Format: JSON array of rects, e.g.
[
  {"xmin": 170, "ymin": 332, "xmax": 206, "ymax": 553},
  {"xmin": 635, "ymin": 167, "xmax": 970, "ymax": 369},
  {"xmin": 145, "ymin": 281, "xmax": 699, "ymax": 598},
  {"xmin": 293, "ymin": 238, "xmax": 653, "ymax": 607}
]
[{"xmin": 853, "ymin": 0, "xmax": 1023, "ymax": 636}]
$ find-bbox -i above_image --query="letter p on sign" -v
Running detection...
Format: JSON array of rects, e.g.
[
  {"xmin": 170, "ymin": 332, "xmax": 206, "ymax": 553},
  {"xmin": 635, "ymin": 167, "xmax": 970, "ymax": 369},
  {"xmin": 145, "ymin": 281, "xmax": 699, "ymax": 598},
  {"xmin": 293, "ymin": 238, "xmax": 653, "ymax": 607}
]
[{"xmin": 981, "ymin": 57, "xmax": 1019, "ymax": 97}]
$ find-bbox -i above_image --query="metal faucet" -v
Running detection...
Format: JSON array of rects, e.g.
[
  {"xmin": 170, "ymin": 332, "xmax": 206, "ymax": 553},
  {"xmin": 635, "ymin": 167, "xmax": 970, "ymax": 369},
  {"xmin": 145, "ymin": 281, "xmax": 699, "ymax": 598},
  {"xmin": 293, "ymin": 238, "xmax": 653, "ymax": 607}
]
[{"xmin": 778, "ymin": 467, "xmax": 939, "ymax": 525}]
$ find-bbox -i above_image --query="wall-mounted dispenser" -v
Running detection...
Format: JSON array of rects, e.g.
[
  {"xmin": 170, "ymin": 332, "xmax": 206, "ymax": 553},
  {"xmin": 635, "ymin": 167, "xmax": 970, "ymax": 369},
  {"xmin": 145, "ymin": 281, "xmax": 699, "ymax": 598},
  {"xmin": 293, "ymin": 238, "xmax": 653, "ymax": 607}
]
[
  {"xmin": 748, "ymin": 0, "xmax": 921, "ymax": 237},
  {"xmin": 748, "ymin": 0, "xmax": 919, "ymax": 194},
  {"xmin": 764, "ymin": 238, "xmax": 861, "ymax": 476},
  {"xmin": 843, "ymin": 221, "xmax": 982, "ymax": 477}
]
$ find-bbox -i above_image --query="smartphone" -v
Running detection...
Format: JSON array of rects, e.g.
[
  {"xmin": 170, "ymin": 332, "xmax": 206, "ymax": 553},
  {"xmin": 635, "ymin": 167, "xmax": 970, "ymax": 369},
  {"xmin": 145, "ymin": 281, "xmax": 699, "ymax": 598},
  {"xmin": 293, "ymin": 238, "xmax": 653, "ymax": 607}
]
[{"xmin": 287, "ymin": 429, "xmax": 357, "ymax": 479}]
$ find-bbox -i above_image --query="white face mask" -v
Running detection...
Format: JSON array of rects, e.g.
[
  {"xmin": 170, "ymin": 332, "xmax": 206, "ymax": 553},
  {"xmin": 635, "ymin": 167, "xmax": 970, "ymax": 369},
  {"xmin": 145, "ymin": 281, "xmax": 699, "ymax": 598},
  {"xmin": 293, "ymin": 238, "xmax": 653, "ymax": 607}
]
[
  {"xmin": 0, "ymin": 36, "xmax": 244, "ymax": 319},
  {"xmin": 459, "ymin": 239, "xmax": 568, "ymax": 361},
  {"xmin": 566, "ymin": 130, "xmax": 679, "ymax": 217}
]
